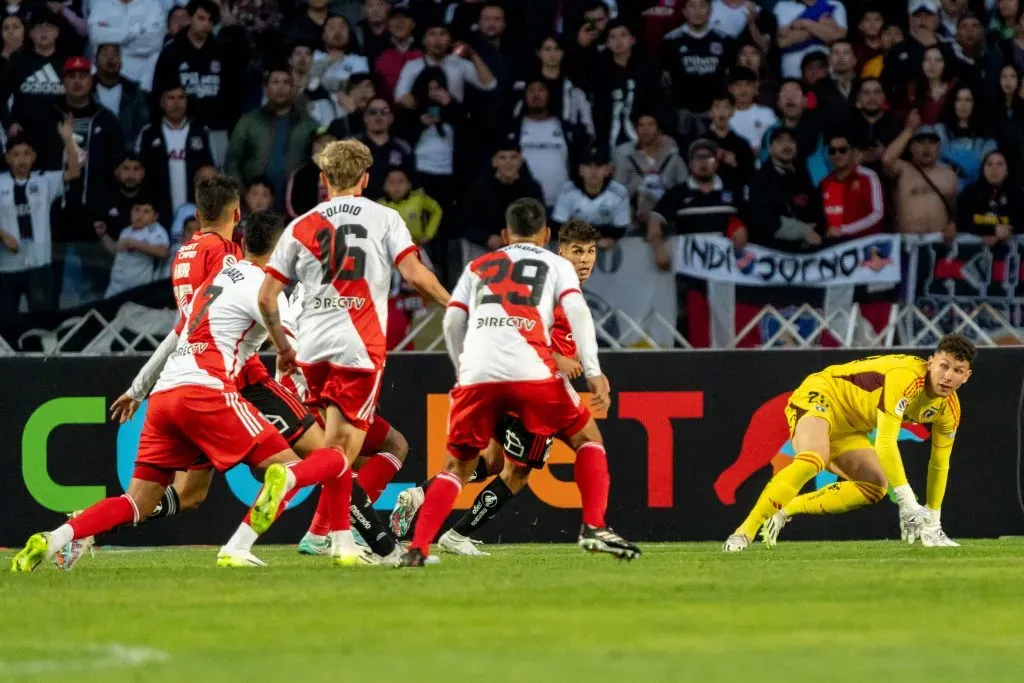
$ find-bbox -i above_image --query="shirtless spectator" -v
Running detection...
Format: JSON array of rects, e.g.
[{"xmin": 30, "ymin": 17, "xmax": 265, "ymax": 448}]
[{"xmin": 883, "ymin": 109, "xmax": 958, "ymax": 239}]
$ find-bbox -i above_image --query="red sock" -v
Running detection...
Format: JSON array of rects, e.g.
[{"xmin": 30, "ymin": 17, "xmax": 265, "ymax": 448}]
[
  {"xmin": 243, "ymin": 488, "xmax": 301, "ymax": 526},
  {"xmin": 575, "ymin": 442, "xmax": 609, "ymax": 528},
  {"xmin": 307, "ymin": 489, "xmax": 332, "ymax": 536},
  {"xmin": 323, "ymin": 470, "xmax": 354, "ymax": 532},
  {"xmin": 68, "ymin": 495, "xmax": 138, "ymax": 539},
  {"xmin": 356, "ymin": 452, "xmax": 402, "ymax": 502},
  {"xmin": 409, "ymin": 472, "xmax": 462, "ymax": 554},
  {"xmin": 290, "ymin": 447, "xmax": 345, "ymax": 488}
]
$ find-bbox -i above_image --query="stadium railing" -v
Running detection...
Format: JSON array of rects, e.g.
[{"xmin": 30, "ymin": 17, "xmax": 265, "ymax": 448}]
[{"xmin": 2, "ymin": 235, "xmax": 1022, "ymax": 355}]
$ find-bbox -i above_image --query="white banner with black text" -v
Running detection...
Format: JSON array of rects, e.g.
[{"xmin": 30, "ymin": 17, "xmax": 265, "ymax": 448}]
[{"xmin": 674, "ymin": 233, "xmax": 903, "ymax": 287}]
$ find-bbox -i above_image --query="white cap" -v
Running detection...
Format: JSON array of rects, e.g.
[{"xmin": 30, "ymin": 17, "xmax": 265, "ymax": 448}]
[{"xmin": 908, "ymin": 0, "xmax": 939, "ymax": 14}]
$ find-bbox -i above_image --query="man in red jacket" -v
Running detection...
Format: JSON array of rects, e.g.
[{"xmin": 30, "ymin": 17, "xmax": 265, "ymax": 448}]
[{"xmin": 819, "ymin": 132, "xmax": 886, "ymax": 241}]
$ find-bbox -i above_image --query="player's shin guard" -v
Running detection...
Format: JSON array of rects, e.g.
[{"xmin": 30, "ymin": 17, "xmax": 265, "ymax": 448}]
[
  {"xmin": 575, "ymin": 442, "xmax": 610, "ymax": 528},
  {"xmin": 452, "ymin": 477, "xmax": 514, "ymax": 536},
  {"xmin": 356, "ymin": 452, "xmax": 403, "ymax": 502},
  {"xmin": 782, "ymin": 481, "xmax": 887, "ymax": 517},
  {"xmin": 350, "ymin": 481, "xmax": 396, "ymax": 556},
  {"xmin": 736, "ymin": 451, "xmax": 825, "ymax": 539},
  {"xmin": 146, "ymin": 486, "xmax": 180, "ymax": 520},
  {"xmin": 289, "ymin": 447, "xmax": 347, "ymax": 489},
  {"xmin": 409, "ymin": 472, "xmax": 462, "ymax": 554}
]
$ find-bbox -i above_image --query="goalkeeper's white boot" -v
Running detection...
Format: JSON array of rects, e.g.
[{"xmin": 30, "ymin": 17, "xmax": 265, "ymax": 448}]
[
  {"xmin": 760, "ymin": 511, "xmax": 790, "ymax": 549},
  {"xmin": 722, "ymin": 533, "xmax": 750, "ymax": 552},
  {"xmin": 921, "ymin": 524, "xmax": 961, "ymax": 547},
  {"xmin": 438, "ymin": 530, "xmax": 490, "ymax": 556}
]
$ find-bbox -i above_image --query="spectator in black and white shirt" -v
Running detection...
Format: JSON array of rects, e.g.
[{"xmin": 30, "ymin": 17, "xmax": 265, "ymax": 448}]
[
  {"xmin": 0, "ymin": 124, "xmax": 81, "ymax": 314},
  {"xmin": 510, "ymin": 34, "xmax": 593, "ymax": 138},
  {"xmin": 153, "ymin": 0, "xmax": 244, "ymax": 168},
  {"xmin": 3, "ymin": 11, "xmax": 66, "ymax": 139},
  {"xmin": 553, "ymin": 144, "xmax": 630, "ymax": 247},
  {"xmin": 660, "ymin": 0, "xmax": 734, "ymax": 139},
  {"xmin": 93, "ymin": 43, "xmax": 150, "ymax": 152},
  {"xmin": 136, "ymin": 84, "xmax": 214, "ymax": 227},
  {"xmin": 517, "ymin": 79, "xmax": 588, "ymax": 210},
  {"xmin": 394, "ymin": 19, "xmax": 497, "ymax": 107},
  {"xmin": 587, "ymin": 20, "xmax": 663, "ymax": 152}
]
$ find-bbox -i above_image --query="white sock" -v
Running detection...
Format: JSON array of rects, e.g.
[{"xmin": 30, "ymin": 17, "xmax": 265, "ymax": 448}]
[
  {"xmin": 49, "ymin": 524, "xmax": 74, "ymax": 554},
  {"xmin": 304, "ymin": 533, "xmax": 327, "ymax": 543},
  {"xmin": 284, "ymin": 465, "xmax": 297, "ymax": 492},
  {"xmin": 225, "ymin": 523, "xmax": 258, "ymax": 552}
]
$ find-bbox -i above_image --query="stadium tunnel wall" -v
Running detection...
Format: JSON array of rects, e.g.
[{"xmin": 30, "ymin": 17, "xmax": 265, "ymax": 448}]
[{"xmin": 2, "ymin": 349, "xmax": 1023, "ymax": 546}]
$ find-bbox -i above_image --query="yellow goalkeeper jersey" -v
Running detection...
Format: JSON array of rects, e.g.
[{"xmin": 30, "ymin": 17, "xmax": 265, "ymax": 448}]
[{"xmin": 814, "ymin": 354, "xmax": 960, "ymax": 442}]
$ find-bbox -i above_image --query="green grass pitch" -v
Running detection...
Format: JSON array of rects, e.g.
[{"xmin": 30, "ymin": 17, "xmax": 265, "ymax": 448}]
[{"xmin": 2, "ymin": 540, "xmax": 1023, "ymax": 682}]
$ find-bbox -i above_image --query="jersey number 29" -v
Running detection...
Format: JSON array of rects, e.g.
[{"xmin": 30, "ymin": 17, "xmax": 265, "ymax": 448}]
[
  {"xmin": 316, "ymin": 224, "xmax": 367, "ymax": 284},
  {"xmin": 476, "ymin": 257, "xmax": 549, "ymax": 307}
]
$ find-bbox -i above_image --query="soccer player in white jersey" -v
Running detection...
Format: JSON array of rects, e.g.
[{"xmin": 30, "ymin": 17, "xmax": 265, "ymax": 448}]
[
  {"xmin": 12, "ymin": 213, "xmax": 356, "ymax": 571},
  {"xmin": 399, "ymin": 198, "xmax": 640, "ymax": 567},
  {"xmin": 256, "ymin": 139, "xmax": 450, "ymax": 556}
]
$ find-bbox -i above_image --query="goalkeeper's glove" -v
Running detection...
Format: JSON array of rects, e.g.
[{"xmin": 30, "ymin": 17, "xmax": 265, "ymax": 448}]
[
  {"xmin": 919, "ymin": 508, "xmax": 961, "ymax": 547},
  {"xmin": 893, "ymin": 484, "xmax": 928, "ymax": 544}
]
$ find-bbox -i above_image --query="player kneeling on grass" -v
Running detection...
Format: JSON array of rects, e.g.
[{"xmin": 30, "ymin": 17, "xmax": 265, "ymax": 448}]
[
  {"xmin": 430, "ymin": 220, "xmax": 617, "ymax": 556},
  {"xmin": 398, "ymin": 200, "xmax": 639, "ymax": 566},
  {"xmin": 12, "ymin": 215, "xmax": 355, "ymax": 572},
  {"xmin": 723, "ymin": 334, "xmax": 974, "ymax": 552}
]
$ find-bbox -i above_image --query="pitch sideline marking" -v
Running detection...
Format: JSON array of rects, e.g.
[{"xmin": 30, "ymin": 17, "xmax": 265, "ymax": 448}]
[{"xmin": 0, "ymin": 643, "xmax": 170, "ymax": 675}]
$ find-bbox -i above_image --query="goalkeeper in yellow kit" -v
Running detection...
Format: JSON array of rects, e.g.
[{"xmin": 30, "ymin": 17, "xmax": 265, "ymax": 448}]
[{"xmin": 723, "ymin": 334, "xmax": 975, "ymax": 552}]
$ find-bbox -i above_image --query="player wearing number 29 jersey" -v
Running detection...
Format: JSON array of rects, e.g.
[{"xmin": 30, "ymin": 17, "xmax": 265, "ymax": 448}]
[{"xmin": 400, "ymin": 200, "xmax": 640, "ymax": 566}]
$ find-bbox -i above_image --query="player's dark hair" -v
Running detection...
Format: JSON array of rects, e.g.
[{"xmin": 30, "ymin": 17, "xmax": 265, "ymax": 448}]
[
  {"xmin": 195, "ymin": 175, "xmax": 240, "ymax": 223},
  {"xmin": 558, "ymin": 219, "xmax": 600, "ymax": 245},
  {"xmin": 243, "ymin": 211, "xmax": 286, "ymax": 257},
  {"xmin": 505, "ymin": 198, "xmax": 547, "ymax": 237},
  {"xmin": 187, "ymin": 0, "xmax": 219, "ymax": 23},
  {"xmin": 935, "ymin": 334, "xmax": 977, "ymax": 367}
]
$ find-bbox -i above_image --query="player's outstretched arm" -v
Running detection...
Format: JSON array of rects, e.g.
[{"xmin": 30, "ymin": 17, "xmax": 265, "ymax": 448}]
[
  {"xmin": 258, "ymin": 275, "xmax": 295, "ymax": 373},
  {"xmin": 397, "ymin": 255, "xmax": 450, "ymax": 307},
  {"xmin": 925, "ymin": 411, "xmax": 957, "ymax": 512}
]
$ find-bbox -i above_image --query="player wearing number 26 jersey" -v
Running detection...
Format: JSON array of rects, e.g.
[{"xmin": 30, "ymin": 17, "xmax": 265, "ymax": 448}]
[{"xmin": 265, "ymin": 195, "xmax": 417, "ymax": 429}]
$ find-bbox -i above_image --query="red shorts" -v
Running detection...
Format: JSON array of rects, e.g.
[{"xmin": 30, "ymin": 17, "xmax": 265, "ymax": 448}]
[
  {"xmin": 299, "ymin": 361, "xmax": 384, "ymax": 432},
  {"xmin": 133, "ymin": 385, "xmax": 290, "ymax": 486},
  {"xmin": 446, "ymin": 377, "xmax": 590, "ymax": 460},
  {"xmin": 362, "ymin": 413, "xmax": 392, "ymax": 456}
]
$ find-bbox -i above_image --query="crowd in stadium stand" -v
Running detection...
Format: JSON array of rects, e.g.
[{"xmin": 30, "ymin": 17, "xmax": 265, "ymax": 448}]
[{"xmin": 0, "ymin": 0, "xmax": 1021, "ymax": 336}]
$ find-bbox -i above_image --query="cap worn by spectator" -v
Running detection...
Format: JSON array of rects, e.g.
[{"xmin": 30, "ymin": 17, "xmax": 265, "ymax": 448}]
[
  {"xmin": 688, "ymin": 139, "xmax": 719, "ymax": 162},
  {"xmin": 768, "ymin": 126, "xmax": 798, "ymax": 145},
  {"xmin": 63, "ymin": 56, "xmax": 91, "ymax": 76},
  {"xmin": 912, "ymin": 126, "xmax": 941, "ymax": 143},
  {"xmin": 909, "ymin": 0, "xmax": 938, "ymax": 14},
  {"xmin": 494, "ymin": 130, "xmax": 521, "ymax": 154},
  {"xmin": 581, "ymin": 146, "xmax": 611, "ymax": 166}
]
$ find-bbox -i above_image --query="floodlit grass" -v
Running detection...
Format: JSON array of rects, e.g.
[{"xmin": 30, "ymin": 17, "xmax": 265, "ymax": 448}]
[{"xmin": 2, "ymin": 540, "xmax": 1023, "ymax": 682}]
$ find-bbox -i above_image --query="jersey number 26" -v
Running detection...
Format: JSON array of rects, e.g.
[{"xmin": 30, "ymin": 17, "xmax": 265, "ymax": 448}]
[{"xmin": 316, "ymin": 224, "xmax": 367, "ymax": 284}]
